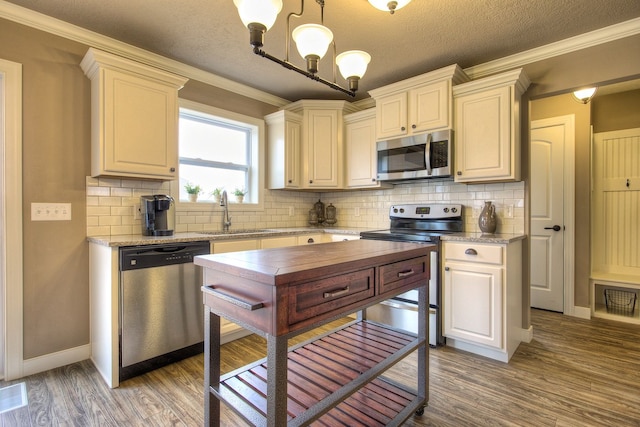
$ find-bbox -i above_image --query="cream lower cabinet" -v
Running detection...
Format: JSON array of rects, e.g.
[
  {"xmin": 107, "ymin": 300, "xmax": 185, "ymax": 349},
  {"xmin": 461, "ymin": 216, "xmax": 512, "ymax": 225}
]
[
  {"xmin": 211, "ymin": 239, "xmax": 259, "ymax": 343},
  {"xmin": 81, "ymin": 48, "xmax": 187, "ymax": 180},
  {"xmin": 453, "ymin": 68, "xmax": 530, "ymax": 183},
  {"xmin": 443, "ymin": 239, "xmax": 523, "ymax": 362}
]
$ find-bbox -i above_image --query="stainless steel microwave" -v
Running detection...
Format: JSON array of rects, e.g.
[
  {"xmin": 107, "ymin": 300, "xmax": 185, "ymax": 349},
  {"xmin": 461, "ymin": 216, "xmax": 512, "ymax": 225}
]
[{"xmin": 376, "ymin": 129, "xmax": 453, "ymax": 181}]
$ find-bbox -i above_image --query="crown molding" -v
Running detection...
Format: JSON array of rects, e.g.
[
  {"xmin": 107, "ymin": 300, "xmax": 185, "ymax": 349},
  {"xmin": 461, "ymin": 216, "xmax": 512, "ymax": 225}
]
[
  {"xmin": 0, "ymin": 1, "xmax": 290, "ymax": 108},
  {"xmin": 463, "ymin": 17, "xmax": 640, "ymax": 79}
]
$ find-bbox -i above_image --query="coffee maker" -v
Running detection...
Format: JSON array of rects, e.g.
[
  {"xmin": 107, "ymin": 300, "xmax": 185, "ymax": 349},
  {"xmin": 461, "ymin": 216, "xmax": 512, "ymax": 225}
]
[{"xmin": 140, "ymin": 195, "xmax": 175, "ymax": 236}]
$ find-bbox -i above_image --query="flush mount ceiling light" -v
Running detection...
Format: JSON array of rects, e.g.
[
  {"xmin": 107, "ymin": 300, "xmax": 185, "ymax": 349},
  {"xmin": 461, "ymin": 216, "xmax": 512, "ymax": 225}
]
[
  {"xmin": 233, "ymin": 0, "xmax": 370, "ymax": 97},
  {"xmin": 572, "ymin": 87, "xmax": 597, "ymax": 104},
  {"xmin": 368, "ymin": 0, "xmax": 411, "ymax": 14}
]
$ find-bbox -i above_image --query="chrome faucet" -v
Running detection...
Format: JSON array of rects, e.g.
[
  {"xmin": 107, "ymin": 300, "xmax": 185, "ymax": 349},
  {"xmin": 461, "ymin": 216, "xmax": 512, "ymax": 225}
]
[{"xmin": 220, "ymin": 190, "xmax": 231, "ymax": 231}]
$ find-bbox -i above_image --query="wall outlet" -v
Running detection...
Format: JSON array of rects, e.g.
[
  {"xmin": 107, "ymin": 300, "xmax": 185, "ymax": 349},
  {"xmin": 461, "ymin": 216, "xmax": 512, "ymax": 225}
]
[
  {"xmin": 354, "ymin": 207, "xmax": 360, "ymax": 217},
  {"xmin": 288, "ymin": 206, "xmax": 294, "ymax": 217},
  {"xmin": 31, "ymin": 203, "xmax": 72, "ymax": 221},
  {"xmin": 505, "ymin": 204, "xmax": 514, "ymax": 218}
]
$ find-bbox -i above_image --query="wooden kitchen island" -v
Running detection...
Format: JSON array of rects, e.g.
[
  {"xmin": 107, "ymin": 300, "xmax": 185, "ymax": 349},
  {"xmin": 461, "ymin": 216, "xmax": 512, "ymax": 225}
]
[{"xmin": 195, "ymin": 239, "xmax": 434, "ymax": 427}]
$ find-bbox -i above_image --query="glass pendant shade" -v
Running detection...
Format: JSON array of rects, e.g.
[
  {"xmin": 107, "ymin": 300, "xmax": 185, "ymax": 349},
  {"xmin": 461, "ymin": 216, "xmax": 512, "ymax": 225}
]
[
  {"xmin": 233, "ymin": 0, "xmax": 283, "ymax": 30},
  {"xmin": 336, "ymin": 50, "xmax": 371, "ymax": 79},
  {"xmin": 572, "ymin": 87, "xmax": 597, "ymax": 104},
  {"xmin": 292, "ymin": 24, "xmax": 334, "ymax": 60},
  {"xmin": 368, "ymin": 0, "xmax": 411, "ymax": 14}
]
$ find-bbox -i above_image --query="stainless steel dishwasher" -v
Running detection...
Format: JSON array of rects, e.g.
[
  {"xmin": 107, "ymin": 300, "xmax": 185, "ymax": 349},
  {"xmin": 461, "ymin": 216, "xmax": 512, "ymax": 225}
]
[{"xmin": 119, "ymin": 241, "xmax": 209, "ymax": 381}]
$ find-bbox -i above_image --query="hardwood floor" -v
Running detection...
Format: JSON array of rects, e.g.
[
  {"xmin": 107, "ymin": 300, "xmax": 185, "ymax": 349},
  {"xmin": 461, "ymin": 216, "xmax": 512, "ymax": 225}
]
[{"xmin": 2, "ymin": 309, "xmax": 640, "ymax": 426}]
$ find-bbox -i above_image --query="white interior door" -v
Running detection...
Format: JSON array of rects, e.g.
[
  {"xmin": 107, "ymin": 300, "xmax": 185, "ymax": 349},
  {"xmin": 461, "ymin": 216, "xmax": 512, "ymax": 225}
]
[{"xmin": 530, "ymin": 117, "xmax": 571, "ymax": 311}]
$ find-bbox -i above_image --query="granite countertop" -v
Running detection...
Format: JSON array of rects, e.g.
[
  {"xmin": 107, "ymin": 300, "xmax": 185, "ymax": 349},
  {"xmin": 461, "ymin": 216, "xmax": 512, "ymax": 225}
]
[
  {"xmin": 87, "ymin": 227, "xmax": 369, "ymax": 247},
  {"xmin": 441, "ymin": 232, "xmax": 526, "ymax": 244}
]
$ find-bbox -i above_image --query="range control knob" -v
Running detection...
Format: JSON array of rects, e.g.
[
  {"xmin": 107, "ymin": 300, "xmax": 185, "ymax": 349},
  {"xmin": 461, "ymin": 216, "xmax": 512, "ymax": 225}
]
[
  {"xmin": 443, "ymin": 207, "xmax": 449, "ymax": 213},
  {"xmin": 399, "ymin": 208, "xmax": 405, "ymax": 213},
  {"xmin": 451, "ymin": 207, "xmax": 458, "ymax": 213},
  {"xmin": 393, "ymin": 208, "xmax": 398, "ymax": 213}
]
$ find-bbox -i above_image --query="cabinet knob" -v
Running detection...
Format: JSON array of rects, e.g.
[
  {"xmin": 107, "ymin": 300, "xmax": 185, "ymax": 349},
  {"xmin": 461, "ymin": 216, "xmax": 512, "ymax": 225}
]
[
  {"xmin": 307, "ymin": 238, "xmax": 315, "ymax": 244},
  {"xmin": 309, "ymin": 180, "xmax": 313, "ymax": 184},
  {"xmin": 445, "ymin": 267, "xmax": 450, "ymax": 271},
  {"xmin": 457, "ymin": 171, "xmax": 462, "ymax": 176},
  {"xmin": 288, "ymin": 179, "xmax": 292, "ymax": 183},
  {"xmin": 412, "ymin": 124, "xmax": 417, "ymax": 129},
  {"xmin": 170, "ymin": 167, "xmax": 176, "ymax": 172},
  {"xmin": 401, "ymin": 126, "xmax": 406, "ymax": 131},
  {"xmin": 372, "ymin": 178, "xmax": 376, "ymax": 182},
  {"xmin": 465, "ymin": 248, "xmax": 478, "ymax": 255}
]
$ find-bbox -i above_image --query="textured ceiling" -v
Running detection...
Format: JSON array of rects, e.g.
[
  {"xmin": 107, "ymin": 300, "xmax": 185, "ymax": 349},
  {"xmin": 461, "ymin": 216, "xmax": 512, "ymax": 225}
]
[{"xmin": 6, "ymin": 0, "xmax": 640, "ymax": 101}]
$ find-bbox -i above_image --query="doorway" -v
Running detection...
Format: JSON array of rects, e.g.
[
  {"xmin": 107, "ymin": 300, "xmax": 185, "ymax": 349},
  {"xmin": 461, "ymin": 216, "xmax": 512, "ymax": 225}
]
[{"xmin": 530, "ymin": 115, "xmax": 575, "ymax": 313}]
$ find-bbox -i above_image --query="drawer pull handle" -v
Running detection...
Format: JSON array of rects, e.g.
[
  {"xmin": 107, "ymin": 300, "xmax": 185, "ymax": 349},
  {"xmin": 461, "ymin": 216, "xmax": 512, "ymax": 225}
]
[
  {"xmin": 208, "ymin": 288, "xmax": 264, "ymax": 311},
  {"xmin": 464, "ymin": 248, "xmax": 478, "ymax": 255},
  {"xmin": 323, "ymin": 286, "xmax": 350, "ymax": 299},
  {"xmin": 398, "ymin": 269, "xmax": 415, "ymax": 278}
]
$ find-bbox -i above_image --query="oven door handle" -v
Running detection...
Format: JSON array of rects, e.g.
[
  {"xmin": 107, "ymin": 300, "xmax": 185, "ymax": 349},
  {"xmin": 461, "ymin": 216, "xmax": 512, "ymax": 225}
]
[{"xmin": 424, "ymin": 132, "xmax": 433, "ymax": 176}]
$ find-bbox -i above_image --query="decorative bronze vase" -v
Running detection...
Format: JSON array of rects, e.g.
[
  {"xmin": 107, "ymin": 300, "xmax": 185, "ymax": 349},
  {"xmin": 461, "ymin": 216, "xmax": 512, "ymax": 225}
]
[
  {"xmin": 325, "ymin": 203, "xmax": 337, "ymax": 225},
  {"xmin": 314, "ymin": 199, "xmax": 325, "ymax": 224},
  {"xmin": 478, "ymin": 201, "xmax": 497, "ymax": 234}
]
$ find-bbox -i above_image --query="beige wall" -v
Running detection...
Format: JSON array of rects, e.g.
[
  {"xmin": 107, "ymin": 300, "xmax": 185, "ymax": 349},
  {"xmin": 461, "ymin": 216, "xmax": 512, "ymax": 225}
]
[
  {"xmin": 592, "ymin": 89, "xmax": 640, "ymax": 133},
  {"xmin": 0, "ymin": 18, "xmax": 278, "ymax": 359},
  {"xmin": 2, "ymin": 14, "xmax": 640, "ymax": 361}
]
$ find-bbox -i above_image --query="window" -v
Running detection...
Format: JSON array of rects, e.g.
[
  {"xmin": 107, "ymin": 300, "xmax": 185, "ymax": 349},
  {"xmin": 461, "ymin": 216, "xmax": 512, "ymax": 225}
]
[{"xmin": 176, "ymin": 100, "xmax": 264, "ymax": 207}]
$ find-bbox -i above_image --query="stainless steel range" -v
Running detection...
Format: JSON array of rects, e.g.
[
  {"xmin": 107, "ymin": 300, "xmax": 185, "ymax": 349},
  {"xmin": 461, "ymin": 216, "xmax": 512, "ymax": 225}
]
[{"xmin": 360, "ymin": 203, "xmax": 463, "ymax": 346}]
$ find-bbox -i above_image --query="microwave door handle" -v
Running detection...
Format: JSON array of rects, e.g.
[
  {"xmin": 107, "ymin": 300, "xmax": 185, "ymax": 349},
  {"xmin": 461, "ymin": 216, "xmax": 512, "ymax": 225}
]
[{"xmin": 424, "ymin": 133, "xmax": 433, "ymax": 175}]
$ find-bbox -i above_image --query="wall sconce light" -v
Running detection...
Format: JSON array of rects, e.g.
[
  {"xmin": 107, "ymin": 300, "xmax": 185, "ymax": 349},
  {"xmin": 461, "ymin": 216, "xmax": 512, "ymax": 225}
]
[
  {"xmin": 572, "ymin": 87, "xmax": 597, "ymax": 104},
  {"xmin": 233, "ymin": 0, "xmax": 371, "ymax": 97},
  {"xmin": 368, "ymin": 0, "xmax": 412, "ymax": 14}
]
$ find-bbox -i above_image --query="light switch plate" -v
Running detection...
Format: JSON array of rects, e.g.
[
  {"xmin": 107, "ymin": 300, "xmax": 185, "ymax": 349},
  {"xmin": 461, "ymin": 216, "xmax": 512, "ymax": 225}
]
[{"xmin": 31, "ymin": 203, "xmax": 72, "ymax": 221}]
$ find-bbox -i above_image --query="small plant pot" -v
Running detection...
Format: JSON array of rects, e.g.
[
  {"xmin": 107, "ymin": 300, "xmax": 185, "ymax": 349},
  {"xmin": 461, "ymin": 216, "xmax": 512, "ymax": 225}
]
[
  {"xmin": 235, "ymin": 195, "xmax": 244, "ymax": 203},
  {"xmin": 188, "ymin": 193, "xmax": 198, "ymax": 203}
]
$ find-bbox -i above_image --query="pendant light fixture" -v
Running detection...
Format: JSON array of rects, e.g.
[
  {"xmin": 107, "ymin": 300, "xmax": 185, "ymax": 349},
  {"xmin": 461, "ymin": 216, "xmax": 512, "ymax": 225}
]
[
  {"xmin": 368, "ymin": 0, "xmax": 411, "ymax": 14},
  {"xmin": 233, "ymin": 0, "xmax": 370, "ymax": 97}
]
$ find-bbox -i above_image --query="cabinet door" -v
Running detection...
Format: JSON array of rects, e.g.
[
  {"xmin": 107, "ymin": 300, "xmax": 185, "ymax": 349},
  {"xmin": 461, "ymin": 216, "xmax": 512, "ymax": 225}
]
[
  {"xmin": 305, "ymin": 109, "xmax": 341, "ymax": 188},
  {"xmin": 376, "ymin": 92, "xmax": 408, "ymax": 139},
  {"xmin": 409, "ymin": 80, "xmax": 449, "ymax": 133},
  {"xmin": 298, "ymin": 234, "xmax": 323, "ymax": 245},
  {"xmin": 100, "ymin": 68, "xmax": 178, "ymax": 179},
  {"xmin": 443, "ymin": 261, "xmax": 504, "ymax": 349},
  {"xmin": 346, "ymin": 116, "xmax": 378, "ymax": 187},
  {"xmin": 261, "ymin": 236, "xmax": 298, "ymax": 248},
  {"xmin": 266, "ymin": 111, "xmax": 302, "ymax": 189},
  {"xmin": 454, "ymin": 86, "xmax": 512, "ymax": 182}
]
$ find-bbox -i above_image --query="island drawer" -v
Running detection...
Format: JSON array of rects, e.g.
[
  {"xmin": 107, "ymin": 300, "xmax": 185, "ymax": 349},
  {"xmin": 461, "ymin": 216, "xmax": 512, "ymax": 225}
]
[
  {"xmin": 288, "ymin": 268, "xmax": 375, "ymax": 325},
  {"xmin": 379, "ymin": 256, "xmax": 428, "ymax": 295},
  {"xmin": 444, "ymin": 242, "xmax": 503, "ymax": 265}
]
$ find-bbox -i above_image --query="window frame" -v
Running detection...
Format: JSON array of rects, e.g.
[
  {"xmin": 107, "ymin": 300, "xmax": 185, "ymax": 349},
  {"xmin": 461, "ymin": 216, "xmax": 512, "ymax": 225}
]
[{"xmin": 172, "ymin": 99, "xmax": 265, "ymax": 213}]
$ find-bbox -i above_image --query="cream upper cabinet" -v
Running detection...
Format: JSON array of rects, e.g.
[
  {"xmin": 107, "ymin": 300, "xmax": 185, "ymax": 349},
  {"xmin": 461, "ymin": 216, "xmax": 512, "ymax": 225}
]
[
  {"xmin": 442, "ymin": 239, "xmax": 523, "ymax": 363},
  {"xmin": 81, "ymin": 48, "xmax": 188, "ymax": 180},
  {"xmin": 453, "ymin": 68, "xmax": 530, "ymax": 183},
  {"xmin": 344, "ymin": 109, "xmax": 391, "ymax": 189},
  {"xmin": 285, "ymin": 100, "xmax": 358, "ymax": 189},
  {"xmin": 369, "ymin": 64, "xmax": 469, "ymax": 140},
  {"xmin": 265, "ymin": 110, "xmax": 302, "ymax": 189}
]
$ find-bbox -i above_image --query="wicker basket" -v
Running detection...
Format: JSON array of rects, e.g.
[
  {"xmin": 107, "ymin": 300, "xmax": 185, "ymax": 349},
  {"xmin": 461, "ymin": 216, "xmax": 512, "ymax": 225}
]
[{"xmin": 604, "ymin": 289, "xmax": 637, "ymax": 316}]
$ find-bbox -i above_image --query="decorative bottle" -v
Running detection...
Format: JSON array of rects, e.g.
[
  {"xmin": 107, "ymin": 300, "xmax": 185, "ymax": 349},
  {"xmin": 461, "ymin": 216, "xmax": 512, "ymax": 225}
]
[{"xmin": 478, "ymin": 201, "xmax": 497, "ymax": 234}]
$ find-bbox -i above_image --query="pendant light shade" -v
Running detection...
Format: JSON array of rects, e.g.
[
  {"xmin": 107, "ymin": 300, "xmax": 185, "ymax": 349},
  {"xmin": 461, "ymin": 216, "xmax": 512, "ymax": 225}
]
[
  {"xmin": 292, "ymin": 24, "xmax": 334, "ymax": 60},
  {"xmin": 337, "ymin": 50, "xmax": 371, "ymax": 78},
  {"xmin": 368, "ymin": 0, "xmax": 411, "ymax": 14},
  {"xmin": 233, "ymin": 0, "xmax": 283, "ymax": 31}
]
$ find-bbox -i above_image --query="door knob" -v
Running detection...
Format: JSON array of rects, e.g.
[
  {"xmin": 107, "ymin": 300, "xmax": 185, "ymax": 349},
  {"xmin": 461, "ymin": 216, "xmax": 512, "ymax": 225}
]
[{"xmin": 544, "ymin": 225, "xmax": 562, "ymax": 231}]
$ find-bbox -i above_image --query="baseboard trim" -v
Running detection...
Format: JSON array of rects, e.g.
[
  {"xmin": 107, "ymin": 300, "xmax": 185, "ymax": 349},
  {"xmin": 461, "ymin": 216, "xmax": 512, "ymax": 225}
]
[
  {"xmin": 21, "ymin": 344, "xmax": 91, "ymax": 378},
  {"xmin": 522, "ymin": 326, "xmax": 534, "ymax": 343}
]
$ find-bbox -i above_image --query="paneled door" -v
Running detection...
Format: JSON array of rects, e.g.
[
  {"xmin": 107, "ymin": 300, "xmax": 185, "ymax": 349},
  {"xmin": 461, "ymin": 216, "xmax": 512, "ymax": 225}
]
[{"xmin": 530, "ymin": 116, "xmax": 573, "ymax": 312}]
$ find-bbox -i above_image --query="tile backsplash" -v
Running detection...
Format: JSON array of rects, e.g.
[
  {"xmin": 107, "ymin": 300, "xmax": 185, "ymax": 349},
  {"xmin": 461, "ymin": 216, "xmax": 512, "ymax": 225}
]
[{"xmin": 86, "ymin": 177, "xmax": 524, "ymax": 237}]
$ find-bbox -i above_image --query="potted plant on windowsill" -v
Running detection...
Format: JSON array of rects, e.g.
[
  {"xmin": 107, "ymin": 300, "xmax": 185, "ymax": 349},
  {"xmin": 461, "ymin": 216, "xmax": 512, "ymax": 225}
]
[
  {"xmin": 211, "ymin": 187, "xmax": 223, "ymax": 204},
  {"xmin": 184, "ymin": 183, "xmax": 202, "ymax": 203},
  {"xmin": 233, "ymin": 188, "xmax": 247, "ymax": 203}
]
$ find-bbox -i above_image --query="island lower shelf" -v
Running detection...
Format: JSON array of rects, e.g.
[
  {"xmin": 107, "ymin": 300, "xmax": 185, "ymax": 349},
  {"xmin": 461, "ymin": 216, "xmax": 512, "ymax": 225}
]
[{"xmin": 214, "ymin": 319, "xmax": 425, "ymax": 426}]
